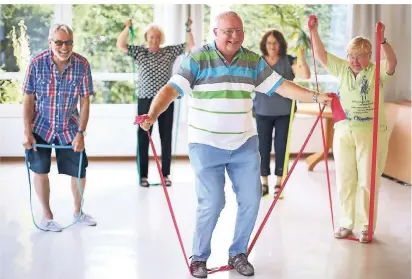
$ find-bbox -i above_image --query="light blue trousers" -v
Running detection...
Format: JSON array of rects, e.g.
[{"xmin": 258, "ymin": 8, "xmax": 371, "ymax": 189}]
[{"xmin": 188, "ymin": 136, "xmax": 261, "ymax": 261}]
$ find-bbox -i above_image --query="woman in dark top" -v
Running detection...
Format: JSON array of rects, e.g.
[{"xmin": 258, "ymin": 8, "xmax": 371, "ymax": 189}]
[
  {"xmin": 254, "ymin": 29, "xmax": 311, "ymax": 197},
  {"xmin": 117, "ymin": 18, "xmax": 194, "ymax": 187}
]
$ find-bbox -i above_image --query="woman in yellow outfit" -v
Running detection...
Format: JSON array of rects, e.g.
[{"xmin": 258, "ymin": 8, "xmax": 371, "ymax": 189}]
[{"xmin": 308, "ymin": 18, "xmax": 397, "ymax": 243}]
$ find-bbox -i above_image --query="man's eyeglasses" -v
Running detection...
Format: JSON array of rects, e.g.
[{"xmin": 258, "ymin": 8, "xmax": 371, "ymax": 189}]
[
  {"xmin": 52, "ymin": 40, "xmax": 74, "ymax": 46},
  {"xmin": 215, "ymin": 28, "xmax": 244, "ymax": 36}
]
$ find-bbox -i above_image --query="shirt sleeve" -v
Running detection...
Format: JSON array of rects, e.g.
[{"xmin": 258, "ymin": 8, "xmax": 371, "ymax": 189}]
[
  {"xmin": 167, "ymin": 53, "xmax": 199, "ymax": 99},
  {"xmin": 165, "ymin": 43, "xmax": 186, "ymax": 58},
  {"xmin": 325, "ymin": 52, "xmax": 349, "ymax": 79},
  {"xmin": 80, "ymin": 60, "xmax": 94, "ymax": 97},
  {"xmin": 22, "ymin": 60, "xmax": 37, "ymax": 95},
  {"xmin": 127, "ymin": 45, "xmax": 145, "ymax": 59},
  {"xmin": 254, "ymin": 56, "xmax": 285, "ymax": 96}
]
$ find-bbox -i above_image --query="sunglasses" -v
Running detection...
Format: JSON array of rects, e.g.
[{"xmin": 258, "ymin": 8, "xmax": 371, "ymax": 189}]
[{"xmin": 52, "ymin": 40, "xmax": 73, "ymax": 46}]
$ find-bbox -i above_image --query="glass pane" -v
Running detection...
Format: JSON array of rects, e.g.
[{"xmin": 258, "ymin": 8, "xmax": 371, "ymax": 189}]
[
  {"xmin": 0, "ymin": 4, "xmax": 54, "ymax": 104},
  {"xmin": 71, "ymin": 4, "xmax": 153, "ymax": 105},
  {"xmin": 203, "ymin": 4, "xmax": 211, "ymax": 44},
  {"xmin": 229, "ymin": 4, "xmax": 350, "ymax": 74},
  {"xmin": 92, "ymin": 80, "xmax": 135, "ymax": 104}
]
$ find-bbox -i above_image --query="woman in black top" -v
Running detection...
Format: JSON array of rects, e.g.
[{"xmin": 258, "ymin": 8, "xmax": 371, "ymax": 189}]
[{"xmin": 117, "ymin": 18, "xmax": 194, "ymax": 187}]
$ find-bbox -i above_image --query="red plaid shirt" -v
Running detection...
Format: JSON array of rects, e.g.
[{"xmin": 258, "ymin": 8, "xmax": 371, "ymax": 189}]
[{"xmin": 23, "ymin": 50, "xmax": 94, "ymax": 145}]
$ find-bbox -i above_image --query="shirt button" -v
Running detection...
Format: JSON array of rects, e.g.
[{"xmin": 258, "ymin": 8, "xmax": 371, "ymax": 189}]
[{"xmin": 55, "ymin": 125, "xmax": 58, "ymax": 128}]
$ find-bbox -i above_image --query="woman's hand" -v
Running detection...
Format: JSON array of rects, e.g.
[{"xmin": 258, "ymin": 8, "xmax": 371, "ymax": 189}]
[{"xmin": 124, "ymin": 18, "xmax": 132, "ymax": 28}]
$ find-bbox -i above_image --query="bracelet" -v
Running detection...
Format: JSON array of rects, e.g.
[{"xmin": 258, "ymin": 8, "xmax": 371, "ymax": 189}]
[
  {"xmin": 312, "ymin": 92, "xmax": 319, "ymax": 103},
  {"xmin": 186, "ymin": 28, "xmax": 191, "ymax": 33}
]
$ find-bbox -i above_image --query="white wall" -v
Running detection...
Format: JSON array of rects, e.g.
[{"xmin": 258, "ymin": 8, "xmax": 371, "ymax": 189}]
[{"xmin": 0, "ymin": 103, "xmax": 331, "ymax": 157}]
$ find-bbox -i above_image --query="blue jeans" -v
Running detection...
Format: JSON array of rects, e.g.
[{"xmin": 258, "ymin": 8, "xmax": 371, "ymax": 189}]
[{"xmin": 188, "ymin": 136, "xmax": 261, "ymax": 261}]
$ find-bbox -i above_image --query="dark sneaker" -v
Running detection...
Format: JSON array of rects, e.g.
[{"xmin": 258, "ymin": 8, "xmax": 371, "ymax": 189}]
[
  {"xmin": 261, "ymin": 184, "xmax": 269, "ymax": 197},
  {"xmin": 228, "ymin": 253, "xmax": 254, "ymax": 276},
  {"xmin": 190, "ymin": 260, "xmax": 208, "ymax": 278}
]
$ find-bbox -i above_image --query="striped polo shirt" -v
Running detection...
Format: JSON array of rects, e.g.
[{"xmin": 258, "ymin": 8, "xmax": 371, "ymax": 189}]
[{"xmin": 168, "ymin": 42, "xmax": 285, "ymax": 150}]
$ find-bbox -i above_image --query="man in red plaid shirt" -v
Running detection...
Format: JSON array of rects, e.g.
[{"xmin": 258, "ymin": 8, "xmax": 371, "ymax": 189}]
[{"xmin": 22, "ymin": 23, "xmax": 96, "ymax": 232}]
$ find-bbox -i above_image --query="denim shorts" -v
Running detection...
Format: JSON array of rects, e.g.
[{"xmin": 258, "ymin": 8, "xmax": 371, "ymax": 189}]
[{"xmin": 27, "ymin": 133, "xmax": 88, "ymax": 178}]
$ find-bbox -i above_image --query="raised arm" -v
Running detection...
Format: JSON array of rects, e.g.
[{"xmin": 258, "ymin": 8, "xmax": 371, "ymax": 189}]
[
  {"xmin": 380, "ymin": 24, "xmax": 397, "ymax": 75},
  {"xmin": 292, "ymin": 48, "xmax": 311, "ymax": 79},
  {"xmin": 116, "ymin": 19, "xmax": 132, "ymax": 54},
  {"xmin": 308, "ymin": 17, "xmax": 328, "ymax": 67},
  {"xmin": 185, "ymin": 17, "xmax": 195, "ymax": 52}
]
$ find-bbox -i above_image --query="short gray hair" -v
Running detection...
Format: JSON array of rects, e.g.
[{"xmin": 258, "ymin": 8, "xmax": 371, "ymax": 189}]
[
  {"xmin": 214, "ymin": 11, "xmax": 242, "ymax": 28},
  {"xmin": 143, "ymin": 24, "xmax": 165, "ymax": 45},
  {"xmin": 48, "ymin": 23, "xmax": 73, "ymax": 40}
]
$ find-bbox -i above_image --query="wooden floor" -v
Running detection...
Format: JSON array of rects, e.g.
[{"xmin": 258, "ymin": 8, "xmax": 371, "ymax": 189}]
[{"xmin": 0, "ymin": 158, "xmax": 410, "ymax": 279}]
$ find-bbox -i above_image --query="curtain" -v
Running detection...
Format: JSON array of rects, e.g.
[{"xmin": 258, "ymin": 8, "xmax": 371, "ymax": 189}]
[{"xmin": 351, "ymin": 4, "xmax": 411, "ymax": 101}]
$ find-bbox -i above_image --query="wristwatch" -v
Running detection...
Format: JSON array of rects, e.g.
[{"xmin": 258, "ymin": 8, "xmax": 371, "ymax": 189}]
[
  {"xmin": 381, "ymin": 38, "xmax": 387, "ymax": 44},
  {"xmin": 312, "ymin": 92, "xmax": 319, "ymax": 103},
  {"xmin": 77, "ymin": 130, "xmax": 86, "ymax": 136}
]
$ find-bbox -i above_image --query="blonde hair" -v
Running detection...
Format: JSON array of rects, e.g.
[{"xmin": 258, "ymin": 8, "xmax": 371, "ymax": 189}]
[
  {"xmin": 48, "ymin": 23, "xmax": 73, "ymax": 40},
  {"xmin": 346, "ymin": 36, "xmax": 372, "ymax": 55},
  {"xmin": 143, "ymin": 24, "xmax": 165, "ymax": 45}
]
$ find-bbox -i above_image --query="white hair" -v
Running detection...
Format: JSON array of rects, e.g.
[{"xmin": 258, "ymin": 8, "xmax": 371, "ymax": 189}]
[
  {"xmin": 214, "ymin": 11, "xmax": 242, "ymax": 28},
  {"xmin": 48, "ymin": 23, "xmax": 73, "ymax": 40},
  {"xmin": 143, "ymin": 24, "xmax": 165, "ymax": 45}
]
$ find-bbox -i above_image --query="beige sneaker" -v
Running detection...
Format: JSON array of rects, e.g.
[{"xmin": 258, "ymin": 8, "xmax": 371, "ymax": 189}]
[
  {"xmin": 359, "ymin": 230, "xmax": 372, "ymax": 243},
  {"xmin": 334, "ymin": 227, "xmax": 352, "ymax": 239}
]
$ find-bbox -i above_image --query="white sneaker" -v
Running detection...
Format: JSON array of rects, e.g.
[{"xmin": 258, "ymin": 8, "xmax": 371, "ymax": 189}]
[
  {"xmin": 40, "ymin": 219, "xmax": 63, "ymax": 232},
  {"xmin": 74, "ymin": 212, "xmax": 97, "ymax": 226}
]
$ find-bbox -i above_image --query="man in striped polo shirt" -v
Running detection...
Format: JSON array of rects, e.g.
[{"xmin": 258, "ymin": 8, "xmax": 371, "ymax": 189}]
[{"xmin": 140, "ymin": 11, "xmax": 331, "ymax": 278}]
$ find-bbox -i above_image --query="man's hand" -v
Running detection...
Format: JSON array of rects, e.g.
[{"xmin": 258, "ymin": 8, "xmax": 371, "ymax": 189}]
[
  {"xmin": 139, "ymin": 114, "xmax": 157, "ymax": 131},
  {"xmin": 72, "ymin": 134, "xmax": 85, "ymax": 152},
  {"xmin": 23, "ymin": 133, "xmax": 37, "ymax": 151},
  {"xmin": 318, "ymin": 93, "xmax": 332, "ymax": 106}
]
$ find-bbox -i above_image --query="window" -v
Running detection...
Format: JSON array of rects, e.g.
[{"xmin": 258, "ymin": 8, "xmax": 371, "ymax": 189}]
[
  {"xmin": 0, "ymin": 4, "xmax": 54, "ymax": 104},
  {"xmin": 72, "ymin": 4, "xmax": 154, "ymax": 104},
  {"xmin": 0, "ymin": 4, "xmax": 154, "ymax": 104}
]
